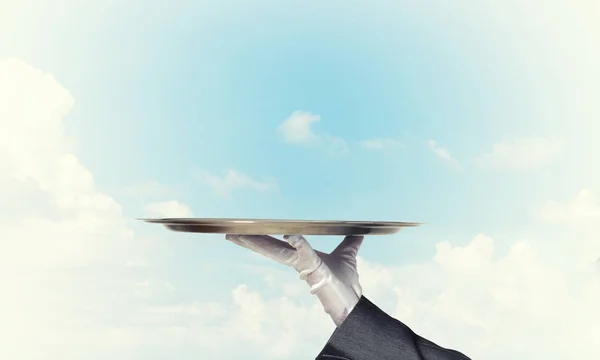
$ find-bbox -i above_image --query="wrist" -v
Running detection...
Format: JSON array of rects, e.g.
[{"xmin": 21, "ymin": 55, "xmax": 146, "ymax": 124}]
[
  {"xmin": 304, "ymin": 267, "xmax": 360, "ymax": 326},
  {"xmin": 313, "ymin": 285, "xmax": 358, "ymax": 326}
]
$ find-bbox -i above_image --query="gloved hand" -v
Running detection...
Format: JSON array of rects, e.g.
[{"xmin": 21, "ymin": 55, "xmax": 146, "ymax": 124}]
[{"xmin": 225, "ymin": 234, "xmax": 364, "ymax": 326}]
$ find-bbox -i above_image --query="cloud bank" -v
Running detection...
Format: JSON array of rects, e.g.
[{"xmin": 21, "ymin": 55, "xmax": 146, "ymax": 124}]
[
  {"xmin": 476, "ymin": 137, "xmax": 565, "ymax": 171},
  {"xmin": 1, "ymin": 59, "xmax": 598, "ymax": 360}
]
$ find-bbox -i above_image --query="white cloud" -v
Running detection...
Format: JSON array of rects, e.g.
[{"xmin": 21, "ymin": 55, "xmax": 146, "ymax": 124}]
[
  {"xmin": 194, "ymin": 169, "xmax": 276, "ymax": 198},
  {"xmin": 356, "ymin": 234, "xmax": 599, "ymax": 360},
  {"xmin": 533, "ymin": 189, "xmax": 600, "ymax": 264},
  {"xmin": 534, "ymin": 189, "xmax": 600, "ymax": 231},
  {"xmin": 0, "ymin": 58, "xmax": 155, "ymax": 359},
  {"xmin": 278, "ymin": 111, "xmax": 321, "ymax": 146},
  {"xmin": 427, "ymin": 140, "xmax": 461, "ymax": 169},
  {"xmin": 359, "ymin": 138, "xmax": 404, "ymax": 151},
  {"xmin": 0, "ymin": 58, "xmax": 131, "ymax": 268},
  {"xmin": 475, "ymin": 137, "xmax": 565, "ymax": 171},
  {"xmin": 144, "ymin": 200, "xmax": 193, "ymax": 218},
  {"xmin": 278, "ymin": 111, "xmax": 348, "ymax": 155}
]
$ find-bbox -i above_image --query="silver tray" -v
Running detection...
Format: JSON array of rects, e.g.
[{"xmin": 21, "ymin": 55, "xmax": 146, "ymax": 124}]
[{"xmin": 139, "ymin": 218, "xmax": 421, "ymax": 236}]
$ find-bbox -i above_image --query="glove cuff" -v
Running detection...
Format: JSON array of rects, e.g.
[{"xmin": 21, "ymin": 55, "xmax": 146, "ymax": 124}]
[{"xmin": 303, "ymin": 262, "xmax": 360, "ymax": 326}]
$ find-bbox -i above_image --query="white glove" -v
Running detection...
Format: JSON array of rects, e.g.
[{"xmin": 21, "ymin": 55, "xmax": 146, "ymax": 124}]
[{"xmin": 225, "ymin": 234, "xmax": 364, "ymax": 326}]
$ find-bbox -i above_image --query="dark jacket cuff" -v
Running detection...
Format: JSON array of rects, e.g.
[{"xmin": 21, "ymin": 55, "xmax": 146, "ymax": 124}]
[{"xmin": 316, "ymin": 296, "xmax": 470, "ymax": 360}]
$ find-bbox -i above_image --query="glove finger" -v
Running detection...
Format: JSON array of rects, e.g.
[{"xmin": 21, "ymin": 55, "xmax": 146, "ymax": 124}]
[
  {"xmin": 224, "ymin": 234, "xmax": 246, "ymax": 247},
  {"xmin": 284, "ymin": 235, "xmax": 321, "ymax": 278},
  {"xmin": 331, "ymin": 235, "xmax": 364, "ymax": 259},
  {"xmin": 283, "ymin": 234, "xmax": 315, "ymax": 253},
  {"xmin": 225, "ymin": 234, "xmax": 297, "ymax": 265}
]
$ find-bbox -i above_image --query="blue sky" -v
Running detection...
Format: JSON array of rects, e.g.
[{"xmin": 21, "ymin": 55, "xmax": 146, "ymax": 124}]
[
  {"xmin": 1, "ymin": 1, "xmax": 599, "ymax": 359},
  {"xmin": 48, "ymin": 1, "xmax": 562, "ymax": 234}
]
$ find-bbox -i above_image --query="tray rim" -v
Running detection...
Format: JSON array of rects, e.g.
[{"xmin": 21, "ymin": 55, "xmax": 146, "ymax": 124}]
[{"xmin": 139, "ymin": 218, "xmax": 422, "ymax": 227}]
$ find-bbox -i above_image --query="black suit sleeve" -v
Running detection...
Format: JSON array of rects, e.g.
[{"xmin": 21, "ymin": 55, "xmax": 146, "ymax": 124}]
[{"xmin": 316, "ymin": 296, "xmax": 471, "ymax": 360}]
